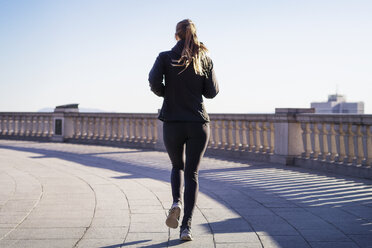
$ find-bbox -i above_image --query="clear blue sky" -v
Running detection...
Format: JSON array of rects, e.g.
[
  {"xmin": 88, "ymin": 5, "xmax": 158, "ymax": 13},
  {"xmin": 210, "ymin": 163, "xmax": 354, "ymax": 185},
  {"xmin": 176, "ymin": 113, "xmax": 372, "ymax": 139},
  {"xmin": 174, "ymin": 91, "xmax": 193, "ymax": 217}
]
[{"xmin": 1, "ymin": 0, "xmax": 371, "ymax": 113}]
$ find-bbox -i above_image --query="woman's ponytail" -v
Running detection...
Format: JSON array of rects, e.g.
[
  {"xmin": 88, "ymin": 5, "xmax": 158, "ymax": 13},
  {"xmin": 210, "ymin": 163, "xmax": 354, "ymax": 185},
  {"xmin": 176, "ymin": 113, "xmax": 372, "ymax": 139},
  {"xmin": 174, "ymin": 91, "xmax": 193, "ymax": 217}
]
[{"xmin": 172, "ymin": 19, "xmax": 210, "ymax": 77}]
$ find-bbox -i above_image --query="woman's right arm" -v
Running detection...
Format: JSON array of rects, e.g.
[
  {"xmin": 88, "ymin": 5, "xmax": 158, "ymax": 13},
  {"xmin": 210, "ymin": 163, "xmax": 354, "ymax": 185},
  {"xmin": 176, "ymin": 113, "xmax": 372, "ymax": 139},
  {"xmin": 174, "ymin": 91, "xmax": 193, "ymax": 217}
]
[
  {"xmin": 148, "ymin": 53, "xmax": 165, "ymax": 97},
  {"xmin": 202, "ymin": 60, "xmax": 219, "ymax": 99}
]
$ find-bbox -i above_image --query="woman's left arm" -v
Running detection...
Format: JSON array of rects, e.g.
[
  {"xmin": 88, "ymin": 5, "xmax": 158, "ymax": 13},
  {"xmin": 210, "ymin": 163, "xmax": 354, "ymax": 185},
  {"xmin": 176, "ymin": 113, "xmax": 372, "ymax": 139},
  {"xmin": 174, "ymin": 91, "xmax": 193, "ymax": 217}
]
[{"xmin": 148, "ymin": 53, "xmax": 165, "ymax": 97}]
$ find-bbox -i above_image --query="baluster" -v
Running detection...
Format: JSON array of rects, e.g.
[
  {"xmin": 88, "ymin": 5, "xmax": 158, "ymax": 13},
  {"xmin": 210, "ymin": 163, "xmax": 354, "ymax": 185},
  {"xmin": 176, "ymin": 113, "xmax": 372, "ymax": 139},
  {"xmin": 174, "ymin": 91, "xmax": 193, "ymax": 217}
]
[
  {"xmin": 220, "ymin": 120, "xmax": 227, "ymax": 149},
  {"xmin": 311, "ymin": 123, "xmax": 320, "ymax": 159},
  {"xmin": 38, "ymin": 116, "xmax": 43, "ymax": 137},
  {"xmin": 234, "ymin": 120, "xmax": 242, "ymax": 150},
  {"xmin": 80, "ymin": 117, "xmax": 85, "ymax": 139},
  {"xmin": 16, "ymin": 116, "xmax": 21, "ymax": 136},
  {"xmin": 143, "ymin": 118, "xmax": 149, "ymax": 143},
  {"xmin": 366, "ymin": 126, "xmax": 372, "ymax": 166},
  {"xmin": 13, "ymin": 116, "xmax": 18, "ymax": 135},
  {"xmin": 144, "ymin": 118, "xmax": 150, "ymax": 143},
  {"xmin": 116, "ymin": 117, "xmax": 124, "ymax": 142},
  {"xmin": 9, "ymin": 116, "xmax": 14, "ymax": 135},
  {"xmin": 45, "ymin": 116, "xmax": 50, "ymax": 137},
  {"xmin": 24, "ymin": 116, "xmax": 29, "ymax": 136},
  {"xmin": 87, "ymin": 117, "xmax": 91, "ymax": 139},
  {"xmin": 241, "ymin": 120, "xmax": 248, "ymax": 151},
  {"xmin": 107, "ymin": 117, "xmax": 112, "ymax": 140},
  {"xmin": 109, "ymin": 117, "xmax": 115, "ymax": 140},
  {"xmin": 99, "ymin": 117, "xmax": 105, "ymax": 140},
  {"xmin": 134, "ymin": 118, "xmax": 140, "ymax": 142},
  {"xmin": 337, "ymin": 124, "xmax": 346, "ymax": 163},
  {"xmin": 38, "ymin": 116, "xmax": 44, "ymax": 137},
  {"xmin": 2, "ymin": 116, "xmax": 6, "ymax": 135},
  {"xmin": 152, "ymin": 119, "xmax": 158, "ymax": 143},
  {"xmin": 35, "ymin": 116, "xmax": 42, "ymax": 137},
  {"xmin": 140, "ymin": 118, "xmax": 146, "ymax": 142},
  {"xmin": 327, "ymin": 123, "xmax": 338, "ymax": 162},
  {"xmin": 227, "ymin": 120, "xmax": 234, "ymax": 150},
  {"xmin": 129, "ymin": 118, "xmax": 135, "ymax": 141},
  {"xmin": 18, "ymin": 116, "xmax": 23, "ymax": 136},
  {"xmin": 355, "ymin": 125, "xmax": 364, "ymax": 165},
  {"xmin": 7, "ymin": 116, "xmax": 13, "ymax": 135},
  {"xmin": 346, "ymin": 123, "xmax": 356, "ymax": 164},
  {"xmin": 30, "ymin": 116, "xmax": 35, "ymax": 136},
  {"xmin": 151, "ymin": 118, "xmax": 157, "ymax": 144},
  {"xmin": 213, "ymin": 120, "xmax": 220, "ymax": 149},
  {"xmin": 45, "ymin": 117, "xmax": 51, "ymax": 136},
  {"xmin": 115, "ymin": 117, "xmax": 120, "ymax": 141},
  {"xmin": 3, "ymin": 115, "xmax": 8, "ymax": 135},
  {"xmin": 84, "ymin": 117, "xmax": 89, "ymax": 139},
  {"xmin": 122, "ymin": 118, "xmax": 127, "ymax": 141},
  {"xmin": 92, "ymin": 117, "xmax": 98, "ymax": 139},
  {"xmin": 269, "ymin": 122, "xmax": 275, "ymax": 154},
  {"xmin": 113, "ymin": 117, "xmax": 118, "ymax": 141},
  {"xmin": 33, "ymin": 116, "xmax": 39, "ymax": 136},
  {"xmin": 247, "ymin": 121, "xmax": 254, "ymax": 152},
  {"xmin": 254, "ymin": 122, "xmax": 262, "ymax": 153},
  {"xmin": 262, "ymin": 122, "xmax": 269, "ymax": 153},
  {"xmin": 5, "ymin": 116, "xmax": 10, "ymax": 135},
  {"xmin": 302, "ymin": 123, "xmax": 312, "ymax": 158},
  {"xmin": 4, "ymin": 115, "xmax": 9, "ymax": 135},
  {"xmin": 320, "ymin": 123, "xmax": 329, "ymax": 160}
]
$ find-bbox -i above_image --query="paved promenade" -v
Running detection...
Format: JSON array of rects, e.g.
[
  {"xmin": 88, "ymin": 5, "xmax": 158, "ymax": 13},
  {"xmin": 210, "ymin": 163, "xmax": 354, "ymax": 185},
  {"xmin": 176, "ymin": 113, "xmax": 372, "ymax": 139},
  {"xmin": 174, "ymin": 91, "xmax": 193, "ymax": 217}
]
[{"xmin": 0, "ymin": 140, "xmax": 371, "ymax": 248}]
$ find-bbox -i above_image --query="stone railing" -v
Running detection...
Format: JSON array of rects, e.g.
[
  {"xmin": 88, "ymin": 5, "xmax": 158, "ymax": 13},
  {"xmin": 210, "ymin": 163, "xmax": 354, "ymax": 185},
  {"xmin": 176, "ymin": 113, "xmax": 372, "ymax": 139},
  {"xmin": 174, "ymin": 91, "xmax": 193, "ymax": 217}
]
[
  {"xmin": 206, "ymin": 114, "xmax": 276, "ymax": 162},
  {"xmin": 0, "ymin": 113, "xmax": 54, "ymax": 139},
  {"xmin": 0, "ymin": 107, "xmax": 371, "ymax": 179},
  {"xmin": 295, "ymin": 114, "xmax": 372, "ymax": 177},
  {"xmin": 64, "ymin": 113, "xmax": 158, "ymax": 149}
]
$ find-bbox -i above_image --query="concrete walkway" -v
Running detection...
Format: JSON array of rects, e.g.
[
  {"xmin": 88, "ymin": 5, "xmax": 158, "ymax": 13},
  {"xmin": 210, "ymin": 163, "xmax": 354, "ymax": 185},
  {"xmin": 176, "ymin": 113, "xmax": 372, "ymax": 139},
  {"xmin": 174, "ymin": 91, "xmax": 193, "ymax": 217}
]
[{"xmin": 0, "ymin": 140, "xmax": 371, "ymax": 248}]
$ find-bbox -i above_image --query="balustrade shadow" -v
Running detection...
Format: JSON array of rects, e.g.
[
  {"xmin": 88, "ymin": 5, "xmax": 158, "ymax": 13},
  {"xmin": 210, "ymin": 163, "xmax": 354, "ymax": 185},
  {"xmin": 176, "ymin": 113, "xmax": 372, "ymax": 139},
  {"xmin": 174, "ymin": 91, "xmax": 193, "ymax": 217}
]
[{"xmin": 1, "ymin": 142, "xmax": 372, "ymax": 248}]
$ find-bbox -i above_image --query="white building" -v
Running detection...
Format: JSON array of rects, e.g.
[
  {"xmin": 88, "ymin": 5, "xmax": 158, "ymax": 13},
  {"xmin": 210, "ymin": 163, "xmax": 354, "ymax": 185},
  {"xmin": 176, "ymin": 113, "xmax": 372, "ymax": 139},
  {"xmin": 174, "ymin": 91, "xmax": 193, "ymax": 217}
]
[{"xmin": 311, "ymin": 94, "xmax": 364, "ymax": 114}]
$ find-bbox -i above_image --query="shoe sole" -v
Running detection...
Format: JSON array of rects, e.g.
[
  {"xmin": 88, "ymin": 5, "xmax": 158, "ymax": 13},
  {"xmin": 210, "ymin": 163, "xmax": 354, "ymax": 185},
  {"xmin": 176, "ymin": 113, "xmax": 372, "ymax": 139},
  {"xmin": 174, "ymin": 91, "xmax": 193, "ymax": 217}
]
[
  {"xmin": 165, "ymin": 207, "xmax": 181, "ymax": 229},
  {"xmin": 180, "ymin": 235, "xmax": 193, "ymax": 241}
]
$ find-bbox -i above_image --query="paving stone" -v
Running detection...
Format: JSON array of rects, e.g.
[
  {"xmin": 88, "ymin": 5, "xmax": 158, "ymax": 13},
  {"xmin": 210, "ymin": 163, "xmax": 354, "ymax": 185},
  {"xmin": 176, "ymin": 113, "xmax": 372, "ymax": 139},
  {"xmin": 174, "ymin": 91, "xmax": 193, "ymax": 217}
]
[
  {"xmin": 77, "ymin": 238, "xmax": 124, "ymax": 248},
  {"xmin": 251, "ymin": 223, "xmax": 299, "ymax": 235},
  {"xmin": 216, "ymin": 243, "xmax": 262, "ymax": 248},
  {"xmin": 0, "ymin": 239, "xmax": 77, "ymax": 248},
  {"xmin": 209, "ymin": 218, "xmax": 253, "ymax": 232},
  {"xmin": 349, "ymin": 234, "xmax": 372, "ymax": 248},
  {"xmin": 19, "ymin": 218, "xmax": 91, "ymax": 228},
  {"xmin": 309, "ymin": 241, "xmax": 360, "ymax": 248},
  {"xmin": 285, "ymin": 218, "xmax": 334, "ymax": 230},
  {"xmin": 83, "ymin": 227, "xmax": 128, "ymax": 239},
  {"xmin": 214, "ymin": 232, "xmax": 260, "ymax": 243},
  {"xmin": 299, "ymin": 229, "xmax": 351, "ymax": 242},
  {"xmin": 168, "ymin": 235, "xmax": 215, "ymax": 247},
  {"xmin": 259, "ymin": 235, "xmax": 311, "ymax": 248},
  {"xmin": 4, "ymin": 227, "xmax": 86, "ymax": 240}
]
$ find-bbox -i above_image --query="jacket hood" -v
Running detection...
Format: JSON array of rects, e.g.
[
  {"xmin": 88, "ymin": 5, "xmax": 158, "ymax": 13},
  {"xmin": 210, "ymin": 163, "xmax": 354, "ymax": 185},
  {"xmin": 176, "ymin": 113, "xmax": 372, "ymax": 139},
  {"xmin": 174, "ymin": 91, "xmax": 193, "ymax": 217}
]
[{"xmin": 171, "ymin": 40, "xmax": 185, "ymax": 55}]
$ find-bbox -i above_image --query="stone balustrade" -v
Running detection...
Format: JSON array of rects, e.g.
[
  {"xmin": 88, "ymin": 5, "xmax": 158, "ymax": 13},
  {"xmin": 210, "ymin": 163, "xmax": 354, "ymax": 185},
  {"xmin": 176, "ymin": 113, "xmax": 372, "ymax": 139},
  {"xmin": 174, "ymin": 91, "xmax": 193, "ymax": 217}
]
[
  {"xmin": 65, "ymin": 113, "xmax": 158, "ymax": 149},
  {"xmin": 1, "ymin": 108, "xmax": 371, "ymax": 179},
  {"xmin": 295, "ymin": 114, "xmax": 372, "ymax": 175},
  {"xmin": 0, "ymin": 113, "xmax": 54, "ymax": 139}
]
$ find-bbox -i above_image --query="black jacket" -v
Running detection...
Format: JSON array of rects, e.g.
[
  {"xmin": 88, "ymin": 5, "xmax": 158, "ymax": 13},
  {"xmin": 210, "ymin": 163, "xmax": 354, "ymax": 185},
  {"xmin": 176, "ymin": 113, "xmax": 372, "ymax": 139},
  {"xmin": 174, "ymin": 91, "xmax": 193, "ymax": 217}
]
[{"xmin": 148, "ymin": 40, "xmax": 219, "ymax": 122}]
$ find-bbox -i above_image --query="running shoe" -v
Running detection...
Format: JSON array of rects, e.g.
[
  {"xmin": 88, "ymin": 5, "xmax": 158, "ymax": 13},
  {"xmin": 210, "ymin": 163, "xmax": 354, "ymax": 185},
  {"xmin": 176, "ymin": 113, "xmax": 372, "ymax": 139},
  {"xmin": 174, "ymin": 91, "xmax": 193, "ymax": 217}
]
[{"xmin": 165, "ymin": 202, "xmax": 181, "ymax": 229}]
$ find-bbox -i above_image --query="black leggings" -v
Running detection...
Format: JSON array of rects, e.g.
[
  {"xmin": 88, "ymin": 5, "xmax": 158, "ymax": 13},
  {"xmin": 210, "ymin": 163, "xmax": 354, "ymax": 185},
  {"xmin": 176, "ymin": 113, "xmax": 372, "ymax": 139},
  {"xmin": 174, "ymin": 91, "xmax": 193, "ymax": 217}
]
[{"xmin": 163, "ymin": 122, "xmax": 210, "ymax": 228}]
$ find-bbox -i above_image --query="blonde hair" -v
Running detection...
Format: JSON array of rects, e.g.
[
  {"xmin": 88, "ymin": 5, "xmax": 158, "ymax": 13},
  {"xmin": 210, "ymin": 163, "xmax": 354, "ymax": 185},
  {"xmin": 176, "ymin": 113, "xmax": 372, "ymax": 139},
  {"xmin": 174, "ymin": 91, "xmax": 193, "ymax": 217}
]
[{"xmin": 173, "ymin": 19, "xmax": 210, "ymax": 76}]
